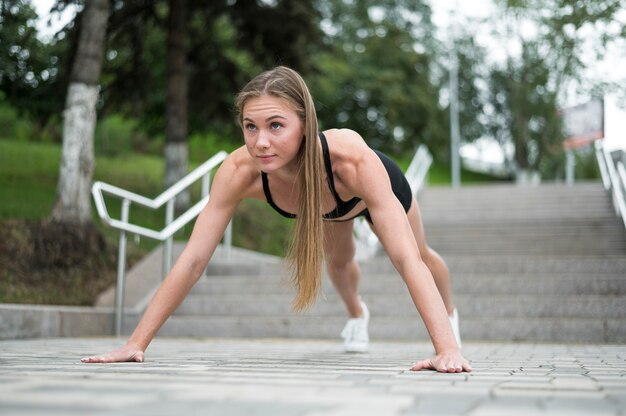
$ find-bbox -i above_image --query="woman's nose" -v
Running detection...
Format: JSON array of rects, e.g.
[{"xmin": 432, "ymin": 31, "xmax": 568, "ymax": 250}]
[{"xmin": 256, "ymin": 131, "xmax": 270, "ymax": 149}]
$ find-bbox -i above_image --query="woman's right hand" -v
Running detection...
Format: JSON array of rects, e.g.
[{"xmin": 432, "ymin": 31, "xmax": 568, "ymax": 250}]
[{"xmin": 81, "ymin": 343, "xmax": 145, "ymax": 363}]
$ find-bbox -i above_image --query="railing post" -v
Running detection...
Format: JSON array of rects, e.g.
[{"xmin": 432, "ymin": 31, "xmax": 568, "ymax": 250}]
[
  {"xmin": 201, "ymin": 172, "xmax": 211, "ymax": 197},
  {"xmin": 566, "ymin": 150, "xmax": 575, "ymax": 186},
  {"xmin": 163, "ymin": 199, "xmax": 175, "ymax": 280},
  {"xmin": 595, "ymin": 141, "xmax": 611, "ymax": 190},
  {"xmin": 224, "ymin": 220, "xmax": 233, "ymax": 261},
  {"xmin": 115, "ymin": 198, "xmax": 130, "ymax": 336},
  {"xmin": 203, "ymin": 170, "xmax": 233, "ymax": 261}
]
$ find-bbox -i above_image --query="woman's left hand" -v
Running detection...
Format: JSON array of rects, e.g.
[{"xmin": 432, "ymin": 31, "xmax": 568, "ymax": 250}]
[{"xmin": 410, "ymin": 350, "xmax": 472, "ymax": 373}]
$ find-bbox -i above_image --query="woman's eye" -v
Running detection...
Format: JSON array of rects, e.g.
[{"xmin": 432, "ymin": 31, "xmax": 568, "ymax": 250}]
[
  {"xmin": 270, "ymin": 122, "xmax": 282, "ymax": 129},
  {"xmin": 245, "ymin": 123, "xmax": 256, "ymax": 131}
]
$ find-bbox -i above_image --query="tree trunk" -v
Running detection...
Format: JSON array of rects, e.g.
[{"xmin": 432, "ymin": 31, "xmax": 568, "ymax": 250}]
[
  {"xmin": 50, "ymin": 0, "xmax": 111, "ymax": 224},
  {"xmin": 164, "ymin": 0, "xmax": 190, "ymax": 212}
]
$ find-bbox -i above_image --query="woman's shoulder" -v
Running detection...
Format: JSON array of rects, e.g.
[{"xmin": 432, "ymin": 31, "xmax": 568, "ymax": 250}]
[
  {"xmin": 225, "ymin": 146, "xmax": 256, "ymax": 168},
  {"xmin": 322, "ymin": 128, "xmax": 376, "ymax": 191},
  {"xmin": 215, "ymin": 146, "xmax": 262, "ymax": 196},
  {"xmin": 322, "ymin": 128, "xmax": 373, "ymax": 165},
  {"xmin": 323, "ymin": 128, "xmax": 366, "ymax": 146}
]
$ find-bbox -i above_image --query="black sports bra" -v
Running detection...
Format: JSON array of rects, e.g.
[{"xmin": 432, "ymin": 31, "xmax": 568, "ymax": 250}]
[{"xmin": 261, "ymin": 132, "xmax": 362, "ymax": 220}]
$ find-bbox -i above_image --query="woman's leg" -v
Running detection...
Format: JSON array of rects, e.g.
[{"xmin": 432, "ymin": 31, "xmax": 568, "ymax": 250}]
[
  {"xmin": 323, "ymin": 219, "xmax": 364, "ymax": 318},
  {"xmin": 405, "ymin": 197, "xmax": 456, "ymax": 315}
]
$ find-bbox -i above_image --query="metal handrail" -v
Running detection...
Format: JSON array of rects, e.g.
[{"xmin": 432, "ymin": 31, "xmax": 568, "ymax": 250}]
[
  {"xmin": 91, "ymin": 151, "xmax": 229, "ymax": 335},
  {"xmin": 594, "ymin": 140, "xmax": 626, "ymax": 230},
  {"xmin": 354, "ymin": 145, "xmax": 433, "ymax": 259}
]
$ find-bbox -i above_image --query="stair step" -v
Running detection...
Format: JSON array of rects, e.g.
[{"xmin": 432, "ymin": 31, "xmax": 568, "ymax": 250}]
[
  {"xmin": 193, "ymin": 274, "xmax": 626, "ymax": 296},
  {"xmin": 175, "ymin": 293, "xmax": 626, "ymax": 319},
  {"xmin": 362, "ymin": 255, "xmax": 626, "ymax": 274},
  {"xmin": 149, "ymin": 315, "xmax": 624, "ymax": 343}
]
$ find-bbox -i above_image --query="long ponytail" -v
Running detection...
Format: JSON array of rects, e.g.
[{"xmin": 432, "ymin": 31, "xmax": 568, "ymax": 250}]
[{"xmin": 235, "ymin": 66, "xmax": 325, "ymax": 311}]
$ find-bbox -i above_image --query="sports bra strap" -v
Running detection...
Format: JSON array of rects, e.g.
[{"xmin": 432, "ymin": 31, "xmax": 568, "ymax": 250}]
[
  {"xmin": 319, "ymin": 131, "xmax": 343, "ymax": 205},
  {"xmin": 261, "ymin": 172, "xmax": 296, "ymax": 218}
]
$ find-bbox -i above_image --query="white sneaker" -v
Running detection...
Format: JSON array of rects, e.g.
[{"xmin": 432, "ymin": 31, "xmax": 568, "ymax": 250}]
[
  {"xmin": 449, "ymin": 308, "xmax": 462, "ymax": 349},
  {"xmin": 341, "ymin": 301, "xmax": 369, "ymax": 353}
]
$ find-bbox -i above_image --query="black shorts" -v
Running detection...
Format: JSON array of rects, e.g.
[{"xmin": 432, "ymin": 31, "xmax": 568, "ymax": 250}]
[{"xmin": 356, "ymin": 150, "xmax": 414, "ymax": 224}]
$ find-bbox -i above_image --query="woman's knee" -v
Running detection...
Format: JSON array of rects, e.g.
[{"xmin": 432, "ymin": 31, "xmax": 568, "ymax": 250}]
[
  {"xmin": 326, "ymin": 256, "xmax": 357, "ymax": 278},
  {"xmin": 421, "ymin": 245, "xmax": 448, "ymax": 274}
]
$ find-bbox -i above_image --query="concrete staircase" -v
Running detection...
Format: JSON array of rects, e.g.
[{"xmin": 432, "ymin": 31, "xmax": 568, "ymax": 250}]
[{"xmin": 142, "ymin": 181, "xmax": 626, "ymax": 343}]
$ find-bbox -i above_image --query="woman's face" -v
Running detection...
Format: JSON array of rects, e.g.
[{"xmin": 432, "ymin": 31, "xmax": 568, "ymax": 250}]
[{"xmin": 242, "ymin": 95, "xmax": 305, "ymax": 174}]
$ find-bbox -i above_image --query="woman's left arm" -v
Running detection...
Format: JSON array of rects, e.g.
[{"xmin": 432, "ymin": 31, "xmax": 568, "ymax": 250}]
[{"xmin": 351, "ymin": 144, "xmax": 471, "ymax": 373}]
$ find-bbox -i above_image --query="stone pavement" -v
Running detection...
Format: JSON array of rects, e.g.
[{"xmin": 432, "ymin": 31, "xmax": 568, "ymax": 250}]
[{"xmin": 0, "ymin": 338, "xmax": 624, "ymax": 416}]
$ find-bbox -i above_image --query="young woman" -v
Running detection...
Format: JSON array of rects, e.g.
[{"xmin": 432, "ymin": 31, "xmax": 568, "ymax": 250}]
[{"xmin": 82, "ymin": 66, "xmax": 471, "ymax": 373}]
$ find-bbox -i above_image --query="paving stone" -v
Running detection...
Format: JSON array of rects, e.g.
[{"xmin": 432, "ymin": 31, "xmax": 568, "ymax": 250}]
[
  {"xmin": 0, "ymin": 338, "xmax": 624, "ymax": 415},
  {"xmin": 403, "ymin": 393, "xmax": 485, "ymax": 414},
  {"xmin": 468, "ymin": 397, "xmax": 547, "ymax": 416},
  {"xmin": 541, "ymin": 397, "xmax": 621, "ymax": 416}
]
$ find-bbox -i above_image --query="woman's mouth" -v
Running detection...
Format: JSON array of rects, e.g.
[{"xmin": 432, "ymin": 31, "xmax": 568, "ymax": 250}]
[{"xmin": 257, "ymin": 155, "xmax": 275, "ymax": 162}]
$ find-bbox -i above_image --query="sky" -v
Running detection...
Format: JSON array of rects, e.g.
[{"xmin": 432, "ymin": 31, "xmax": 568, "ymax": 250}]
[
  {"xmin": 31, "ymin": 0, "xmax": 625, "ymax": 157},
  {"xmin": 31, "ymin": 0, "xmax": 75, "ymax": 40}
]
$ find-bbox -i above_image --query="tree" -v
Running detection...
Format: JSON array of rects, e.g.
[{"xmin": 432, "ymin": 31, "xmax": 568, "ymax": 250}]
[
  {"xmin": 487, "ymin": 41, "xmax": 563, "ymax": 176},
  {"xmin": 489, "ymin": 0, "xmax": 626, "ymax": 178},
  {"xmin": 164, "ymin": 0, "xmax": 189, "ymax": 211},
  {"xmin": 310, "ymin": 0, "xmax": 445, "ymax": 156},
  {"xmin": 90, "ymin": 0, "xmax": 322, "ymax": 204},
  {"xmin": 0, "ymin": 0, "xmax": 68, "ymax": 128},
  {"xmin": 50, "ymin": 0, "xmax": 111, "ymax": 224}
]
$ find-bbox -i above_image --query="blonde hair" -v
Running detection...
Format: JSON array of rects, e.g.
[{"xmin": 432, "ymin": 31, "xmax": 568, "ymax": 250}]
[{"xmin": 235, "ymin": 66, "xmax": 324, "ymax": 311}]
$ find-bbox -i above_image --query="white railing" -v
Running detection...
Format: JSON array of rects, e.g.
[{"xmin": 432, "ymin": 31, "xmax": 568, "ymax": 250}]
[
  {"xmin": 595, "ymin": 140, "xmax": 626, "ymax": 230},
  {"xmin": 92, "ymin": 151, "xmax": 229, "ymax": 335},
  {"xmin": 355, "ymin": 145, "xmax": 433, "ymax": 259}
]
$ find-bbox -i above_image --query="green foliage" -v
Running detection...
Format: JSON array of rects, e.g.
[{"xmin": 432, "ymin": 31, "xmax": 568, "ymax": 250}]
[
  {"xmin": 101, "ymin": 8, "xmax": 167, "ymax": 136},
  {"xmin": 311, "ymin": 0, "xmax": 446, "ymax": 156},
  {"xmin": 8, "ymin": 0, "xmax": 619, "ymax": 183},
  {"xmin": 99, "ymin": 0, "xmax": 323, "ymax": 148},
  {"xmin": 0, "ymin": 0, "xmax": 69, "ymax": 125},
  {"xmin": 488, "ymin": 41, "xmax": 564, "ymax": 173}
]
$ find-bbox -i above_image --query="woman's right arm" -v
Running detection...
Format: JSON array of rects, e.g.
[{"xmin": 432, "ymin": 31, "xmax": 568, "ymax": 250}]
[{"xmin": 82, "ymin": 152, "xmax": 250, "ymax": 363}]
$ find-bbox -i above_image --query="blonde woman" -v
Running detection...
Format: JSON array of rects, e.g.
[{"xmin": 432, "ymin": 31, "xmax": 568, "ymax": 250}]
[{"xmin": 82, "ymin": 66, "xmax": 471, "ymax": 373}]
